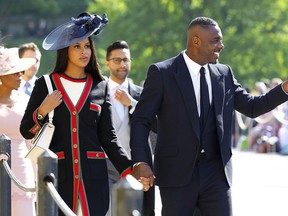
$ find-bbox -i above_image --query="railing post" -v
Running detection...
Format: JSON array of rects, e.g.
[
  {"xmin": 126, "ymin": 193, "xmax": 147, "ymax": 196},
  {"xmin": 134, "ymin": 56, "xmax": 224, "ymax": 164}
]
[
  {"xmin": 0, "ymin": 134, "xmax": 11, "ymax": 216},
  {"xmin": 112, "ymin": 174, "xmax": 144, "ymax": 216},
  {"xmin": 37, "ymin": 149, "xmax": 58, "ymax": 216}
]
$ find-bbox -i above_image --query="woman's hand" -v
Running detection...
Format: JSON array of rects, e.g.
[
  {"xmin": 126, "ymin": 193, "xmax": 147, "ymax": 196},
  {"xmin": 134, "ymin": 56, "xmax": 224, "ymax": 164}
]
[{"xmin": 38, "ymin": 90, "xmax": 63, "ymax": 117}]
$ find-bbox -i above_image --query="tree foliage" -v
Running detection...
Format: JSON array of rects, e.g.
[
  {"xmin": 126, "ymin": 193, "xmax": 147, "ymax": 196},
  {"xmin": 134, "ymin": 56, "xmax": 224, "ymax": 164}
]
[
  {"xmin": 0, "ymin": 0, "xmax": 90, "ymax": 18},
  {"xmin": 0, "ymin": 0, "xmax": 59, "ymax": 16},
  {"xmin": 2, "ymin": 0, "xmax": 288, "ymax": 88},
  {"xmin": 88, "ymin": 0, "xmax": 288, "ymax": 87}
]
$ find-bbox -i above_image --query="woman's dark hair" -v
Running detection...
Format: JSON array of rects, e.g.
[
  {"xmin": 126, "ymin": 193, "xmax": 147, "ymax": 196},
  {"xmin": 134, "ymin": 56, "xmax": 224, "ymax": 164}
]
[{"xmin": 52, "ymin": 37, "xmax": 104, "ymax": 80}]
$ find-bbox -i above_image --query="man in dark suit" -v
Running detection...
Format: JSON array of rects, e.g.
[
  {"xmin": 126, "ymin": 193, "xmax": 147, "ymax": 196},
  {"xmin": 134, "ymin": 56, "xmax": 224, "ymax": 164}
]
[
  {"xmin": 130, "ymin": 17, "xmax": 288, "ymax": 216},
  {"xmin": 104, "ymin": 40, "xmax": 155, "ymax": 216}
]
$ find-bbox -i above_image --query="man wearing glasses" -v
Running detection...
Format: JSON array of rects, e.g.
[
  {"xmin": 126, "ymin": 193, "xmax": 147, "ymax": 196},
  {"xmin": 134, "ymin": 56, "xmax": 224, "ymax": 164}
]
[{"xmin": 105, "ymin": 40, "xmax": 155, "ymax": 216}]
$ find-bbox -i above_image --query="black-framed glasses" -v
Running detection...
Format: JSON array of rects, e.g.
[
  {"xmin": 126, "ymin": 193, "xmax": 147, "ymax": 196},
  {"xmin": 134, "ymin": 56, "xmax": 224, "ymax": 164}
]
[{"xmin": 108, "ymin": 57, "xmax": 131, "ymax": 65}]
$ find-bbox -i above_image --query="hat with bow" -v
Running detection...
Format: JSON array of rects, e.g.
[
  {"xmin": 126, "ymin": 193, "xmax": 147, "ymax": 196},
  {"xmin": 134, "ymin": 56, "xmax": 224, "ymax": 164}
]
[{"xmin": 42, "ymin": 12, "xmax": 108, "ymax": 51}]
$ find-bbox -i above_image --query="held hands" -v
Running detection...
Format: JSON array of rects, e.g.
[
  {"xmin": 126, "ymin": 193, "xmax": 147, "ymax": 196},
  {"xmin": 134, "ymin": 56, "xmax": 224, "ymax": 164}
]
[
  {"xmin": 131, "ymin": 163, "xmax": 155, "ymax": 192},
  {"xmin": 38, "ymin": 90, "xmax": 63, "ymax": 117}
]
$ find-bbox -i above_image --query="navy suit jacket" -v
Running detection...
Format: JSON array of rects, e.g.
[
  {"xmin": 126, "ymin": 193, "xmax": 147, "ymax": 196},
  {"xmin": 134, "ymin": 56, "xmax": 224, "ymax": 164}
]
[{"xmin": 130, "ymin": 52, "xmax": 288, "ymax": 187}]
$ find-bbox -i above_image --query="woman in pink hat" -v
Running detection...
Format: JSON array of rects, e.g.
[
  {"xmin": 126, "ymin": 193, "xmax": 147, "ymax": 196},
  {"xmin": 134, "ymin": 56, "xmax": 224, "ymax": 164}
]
[
  {"xmin": 0, "ymin": 46, "xmax": 36, "ymax": 216},
  {"xmin": 20, "ymin": 12, "xmax": 135, "ymax": 216}
]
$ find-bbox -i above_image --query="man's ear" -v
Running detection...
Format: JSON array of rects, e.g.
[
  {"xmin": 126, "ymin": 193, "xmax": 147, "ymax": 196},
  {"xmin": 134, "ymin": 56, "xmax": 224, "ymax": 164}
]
[
  {"xmin": 192, "ymin": 36, "xmax": 200, "ymax": 47},
  {"xmin": 105, "ymin": 60, "xmax": 109, "ymax": 68}
]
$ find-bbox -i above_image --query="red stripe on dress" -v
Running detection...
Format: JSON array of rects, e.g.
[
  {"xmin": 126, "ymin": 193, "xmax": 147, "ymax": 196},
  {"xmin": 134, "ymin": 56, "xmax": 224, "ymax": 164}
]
[
  {"xmin": 121, "ymin": 167, "xmax": 132, "ymax": 179},
  {"xmin": 90, "ymin": 103, "xmax": 101, "ymax": 112},
  {"xmin": 53, "ymin": 73, "xmax": 80, "ymax": 213},
  {"xmin": 86, "ymin": 151, "xmax": 105, "ymax": 158},
  {"xmin": 79, "ymin": 179, "xmax": 89, "ymax": 215},
  {"xmin": 59, "ymin": 73, "xmax": 87, "ymax": 83},
  {"xmin": 29, "ymin": 109, "xmax": 41, "ymax": 134},
  {"xmin": 56, "ymin": 152, "xmax": 65, "ymax": 159},
  {"xmin": 53, "ymin": 73, "xmax": 75, "ymax": 110},
  {"xmin": 76, "ymin": 74, "xmax": 93, "ymax": 111}
]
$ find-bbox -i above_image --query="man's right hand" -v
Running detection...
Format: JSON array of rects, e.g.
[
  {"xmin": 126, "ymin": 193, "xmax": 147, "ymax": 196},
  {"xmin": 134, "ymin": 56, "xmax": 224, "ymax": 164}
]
[{"xmin": 131, "ymin": 162, "xmax": 155, "ymax": 191}]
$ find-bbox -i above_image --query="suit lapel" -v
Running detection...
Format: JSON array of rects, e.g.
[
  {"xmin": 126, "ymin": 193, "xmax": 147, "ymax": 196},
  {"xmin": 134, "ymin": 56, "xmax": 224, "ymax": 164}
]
[
  {"xmin": 128, "ymin": 82, "xmax": 140, "ymax": 100},
  {"xmin": 174, "ymin": 54, "xmax": 201, "ymax": 142},
  {"xmin": 208, "ymin": 64, "xmax": 224, "ymax": 142},
  {"xmin": 128, "ymin": 82, "xmax": 141, "ymax": 121}
]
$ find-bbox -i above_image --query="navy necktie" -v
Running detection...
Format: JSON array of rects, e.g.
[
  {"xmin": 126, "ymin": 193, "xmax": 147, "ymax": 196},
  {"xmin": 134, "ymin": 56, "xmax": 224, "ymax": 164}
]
[{"xmin": 200, "ymin": 67, "xmax": 210, "ymax": 131}]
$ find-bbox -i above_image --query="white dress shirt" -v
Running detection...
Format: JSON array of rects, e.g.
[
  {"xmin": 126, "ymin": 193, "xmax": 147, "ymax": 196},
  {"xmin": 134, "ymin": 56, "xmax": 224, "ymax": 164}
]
[
  {"xmin": 183, "ymin": 51, "xmax": 212, "ymax": 116},
  {"xmin": 108, "ymin": 78, "xmax": 129, "ymax": 121}
]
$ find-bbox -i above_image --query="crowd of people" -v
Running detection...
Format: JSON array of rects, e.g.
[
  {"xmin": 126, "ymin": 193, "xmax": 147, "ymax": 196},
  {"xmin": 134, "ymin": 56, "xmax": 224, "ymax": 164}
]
[
  {"xmin": 26, "ymin": 18, "xmax": 48, "ymax": 38},
  {"xmin": 234, "ymin": 78, "xmax": 288, "ymax": 155},
  {"xmin": 2, "ymin": 13, "xmax": 288, "ymax": 216}
]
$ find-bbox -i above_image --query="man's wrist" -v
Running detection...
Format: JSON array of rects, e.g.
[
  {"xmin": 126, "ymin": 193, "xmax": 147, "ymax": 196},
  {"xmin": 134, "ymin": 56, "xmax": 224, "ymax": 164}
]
[
  {"xmin": 129, "ymin": 99, "xmax": 137, "ymax": 110},
  {"xmin": 133, "ymin": 162, "xmax": 148, "ymax": 169},
  {"xmin": 281, "ymin": 81, "xmax": 288, "ymax": 95}
]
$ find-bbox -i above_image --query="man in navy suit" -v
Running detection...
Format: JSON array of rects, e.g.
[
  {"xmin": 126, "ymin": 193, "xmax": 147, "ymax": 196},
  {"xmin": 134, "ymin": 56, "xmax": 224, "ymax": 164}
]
[{"xmin": 130, "ymin": 17, "xmax": 288, "ymax": 216}]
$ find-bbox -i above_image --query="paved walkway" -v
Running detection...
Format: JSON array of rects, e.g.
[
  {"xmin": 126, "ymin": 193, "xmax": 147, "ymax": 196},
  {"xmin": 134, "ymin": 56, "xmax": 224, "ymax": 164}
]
[{"xmin": 155, "ymin": 150, "xmax": 288, "ymax": 216}]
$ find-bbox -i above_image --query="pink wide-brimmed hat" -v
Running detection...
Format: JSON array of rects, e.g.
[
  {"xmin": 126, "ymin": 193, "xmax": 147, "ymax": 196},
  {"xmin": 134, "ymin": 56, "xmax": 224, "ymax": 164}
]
[{"xmin": 0, "ymin": 47, "xmax": 36, "ymax": 76}]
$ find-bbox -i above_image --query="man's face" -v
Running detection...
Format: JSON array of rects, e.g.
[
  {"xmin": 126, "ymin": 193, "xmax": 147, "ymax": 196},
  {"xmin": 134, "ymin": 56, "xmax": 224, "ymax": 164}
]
[
  {"xmin": 21, "ymin": 49, "xmax": 41, "ymax": 80},
  {"xmin": 197, "ymin": 25, "xmax": 224, "ymax": 64},
  {"xmin": 105, "ymin": 48, "xmax": 131, "ymax": 84}
]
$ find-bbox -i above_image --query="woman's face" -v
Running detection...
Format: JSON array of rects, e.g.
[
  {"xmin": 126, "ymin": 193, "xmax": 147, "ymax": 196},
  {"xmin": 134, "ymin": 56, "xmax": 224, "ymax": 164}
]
[
  {"xmin": 0, "ymin": 72, "xmax": 23, "ymax": 90},
  {"xmin": 67, "ymin": 38, "xmax": 92, "ymax": 70}
]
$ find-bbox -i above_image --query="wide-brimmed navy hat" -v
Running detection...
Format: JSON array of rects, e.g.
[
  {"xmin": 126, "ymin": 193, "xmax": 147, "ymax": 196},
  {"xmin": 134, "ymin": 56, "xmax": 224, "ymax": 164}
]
[{"xmin": 42, "ymin": 12, "xmax": 108, "ymax": 50}]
